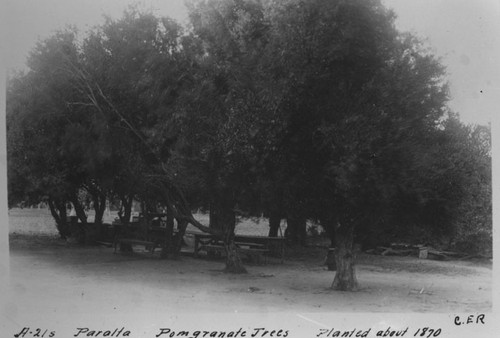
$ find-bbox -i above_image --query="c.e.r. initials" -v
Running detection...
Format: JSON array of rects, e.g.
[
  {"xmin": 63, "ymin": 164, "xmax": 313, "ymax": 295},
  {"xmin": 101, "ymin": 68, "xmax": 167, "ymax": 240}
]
[{"xmin": 454, "ymin": 314, "xmax": 485, "ymax": 326}]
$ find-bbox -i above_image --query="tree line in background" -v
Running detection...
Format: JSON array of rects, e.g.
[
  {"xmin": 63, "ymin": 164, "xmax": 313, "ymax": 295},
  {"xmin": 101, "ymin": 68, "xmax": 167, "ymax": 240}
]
[{"xmin": 7, "ymin": 0, "xmax": 491, "ymax": 290}]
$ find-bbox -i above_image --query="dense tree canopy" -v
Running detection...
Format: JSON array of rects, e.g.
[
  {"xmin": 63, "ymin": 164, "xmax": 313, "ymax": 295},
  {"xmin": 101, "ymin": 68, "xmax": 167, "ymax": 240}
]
[{"xmin": 7, "ymin": 0, "xmax": 491, "ymax": 288}]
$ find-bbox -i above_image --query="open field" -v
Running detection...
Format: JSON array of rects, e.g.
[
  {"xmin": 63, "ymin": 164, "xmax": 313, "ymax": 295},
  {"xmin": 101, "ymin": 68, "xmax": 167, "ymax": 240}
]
[
  {"xmin": 7, "ymin": 208, "xmax": 283, "ymax": 237},
  {"xmin": 7, "ymin": 209, "xmax": 493, "ymax": 314}
]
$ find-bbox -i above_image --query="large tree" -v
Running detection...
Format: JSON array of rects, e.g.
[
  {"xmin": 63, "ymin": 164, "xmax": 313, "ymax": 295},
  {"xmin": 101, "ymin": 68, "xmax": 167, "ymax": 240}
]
[
  {"xmin": 177, "ymin": 0, "xmax": 276, "ymax": 272},
  {"xmin": 257, "ymin": 0, "xmax": 451, "ymax": 290},
  {"xmin": 7, "ymin": 30, "xmax": 90, "ymax": 239}
]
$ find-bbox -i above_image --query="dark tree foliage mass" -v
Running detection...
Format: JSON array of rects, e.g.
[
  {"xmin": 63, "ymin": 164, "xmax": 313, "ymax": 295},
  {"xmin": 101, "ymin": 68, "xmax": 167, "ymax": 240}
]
[{"xmin": 7, "ymin": 0, "xmax": 491, "ymax": 289}]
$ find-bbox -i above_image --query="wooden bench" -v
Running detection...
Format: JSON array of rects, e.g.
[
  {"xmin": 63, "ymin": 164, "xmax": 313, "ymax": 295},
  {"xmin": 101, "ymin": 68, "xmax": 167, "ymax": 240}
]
[{"xmin": 113, "ymin": 218, "xmax": 159, "ymax": 254}]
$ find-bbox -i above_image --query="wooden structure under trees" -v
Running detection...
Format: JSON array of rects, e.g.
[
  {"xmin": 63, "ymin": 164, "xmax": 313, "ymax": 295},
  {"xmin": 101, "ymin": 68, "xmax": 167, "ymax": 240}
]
[
  {"xmin": 192, "ymin": 232, "xmax": 285, "ymax": 264},
  {"xmin": 113, "ymin": 212, "xmax": 176, "ymax": 255}
]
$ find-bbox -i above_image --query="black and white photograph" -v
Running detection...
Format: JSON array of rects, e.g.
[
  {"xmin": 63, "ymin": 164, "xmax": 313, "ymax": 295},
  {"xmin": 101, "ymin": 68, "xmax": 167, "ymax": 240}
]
[{"xmin": 1, "ymin": 0, "xmax": 498, "ymax": 336}]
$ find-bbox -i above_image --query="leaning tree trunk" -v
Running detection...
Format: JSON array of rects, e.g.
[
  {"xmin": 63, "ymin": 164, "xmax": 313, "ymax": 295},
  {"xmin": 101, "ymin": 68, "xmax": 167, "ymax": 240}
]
[
  {"xmin": 331, "ymin": 222, "xmax": 358, "ymax": 291},
  {"xmin": 70, "ymin": 196, "xmax": 89, "ymax": 244},
  {"xmin": 154, "ymin": 178, "xmax": 245, "ymax": 271},
  {"xmin": 47, "ymin": 198, "xmax": 70, "ymax": 239},
  {"xmin": 72, "ymin": 199, "xmax": 88, "ymax": 224}
]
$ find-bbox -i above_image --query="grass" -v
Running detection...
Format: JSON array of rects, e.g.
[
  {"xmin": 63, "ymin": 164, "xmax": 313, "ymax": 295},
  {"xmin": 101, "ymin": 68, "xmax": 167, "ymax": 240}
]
[
  {"xmin": 9, "ymin": 208, "xmax": 59, "ymax": 235},
  {"xmin": 8, "ymin": 208, "xmax": 285, "ymax": 237}
]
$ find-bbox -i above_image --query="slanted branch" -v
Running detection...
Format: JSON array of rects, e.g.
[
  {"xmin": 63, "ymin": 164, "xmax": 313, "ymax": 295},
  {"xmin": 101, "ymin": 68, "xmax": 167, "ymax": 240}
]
[{"xmin": 62, "ymin": 57, "xmax": 246, "ymax": 272}]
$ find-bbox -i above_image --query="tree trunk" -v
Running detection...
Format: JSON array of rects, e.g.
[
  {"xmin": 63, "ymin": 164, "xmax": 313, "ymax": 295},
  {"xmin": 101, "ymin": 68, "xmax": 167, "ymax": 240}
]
[
  {"xmin": 297, "ymin": 217, "xmax": 307, "ymax": 246},
  {"xmin": 72, "ymin": 199, "xmax": 88, "ymax": 224},
  {"xmin": 285, "ymin": 215, "xmax": 307, "ymax": 246},
  {"xmin": 117, "ymin": 196, "xmax": 133, "ymax": 252},
  {"xmin": 48, "ymin": 198, "xmax": 70, "ymax": 239},
  {"xmin": 209, "ymin": 201, "xmax": 224, "ymax": 231},
  {"xmin": 224, "ymin": 238, "xmax": 246, "ymax": 273},
  {"xmin": 90, "ymin": 190, "xmax": 106, "ymax": 243},
  {"xmin": 331, "ymin": 222, "xmax": 358, "ymax": 291},
  {"xmin": 284, "ymin": 218, "xmax": 294, "ymax": 242},
  {"xmin": 211, "ymin": 192, "xmax": 246, "ymax": 273},
  {"xmin": 119, "ymin": 195, "xmax": 133, "ymax": 224},
  {"xmin": 93, "ymin": 192, "xmax": 106, "ymax": 225},
  {"xmin": 70, "ymin": 196, "xmax": 88, "ymax": 244},
  {"xmin": 268, "ymin": 214, "xmax": 281, "ymax": 237},
  {"xmin": 173, "ymin": 219, "xmax": 188, "ymax": 256},
  {"xmin": 223, "ymin": 208, "xmax": 246, "ymax": 273},
  {"xmin": 160, "ymin": 205, "xmax": 175, "ymax": 259},
  {"xmin": 321, "ymin": 215, "xmax": 337, "ymax": 248},
  {"xmin": 329, "ymin": 225, "xmax": 336, "ymax": 248}
]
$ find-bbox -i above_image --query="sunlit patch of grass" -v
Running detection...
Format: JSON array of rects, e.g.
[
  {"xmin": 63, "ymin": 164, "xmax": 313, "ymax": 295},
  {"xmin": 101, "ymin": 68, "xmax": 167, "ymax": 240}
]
[{"xmin": 9, "ymin": 208, "xmax": 58, "ymax": 235}]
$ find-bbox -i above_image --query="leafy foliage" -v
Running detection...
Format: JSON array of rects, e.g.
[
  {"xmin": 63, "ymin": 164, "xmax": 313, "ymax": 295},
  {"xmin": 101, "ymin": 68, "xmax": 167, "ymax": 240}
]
[{"xmin": 6, "ymin": 0, "xmax": 491, "ymax": 279}]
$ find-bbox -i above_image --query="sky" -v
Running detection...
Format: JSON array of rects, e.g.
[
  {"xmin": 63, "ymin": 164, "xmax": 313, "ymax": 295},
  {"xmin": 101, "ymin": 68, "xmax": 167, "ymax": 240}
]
[{"xmin": 1, "ymin": 0, "xmax": 499, "ymax": 125}]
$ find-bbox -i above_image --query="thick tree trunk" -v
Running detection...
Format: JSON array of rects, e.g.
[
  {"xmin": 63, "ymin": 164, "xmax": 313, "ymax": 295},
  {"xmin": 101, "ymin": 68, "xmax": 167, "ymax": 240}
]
[
  {"xmin": 224, "ymin": 238, "xmax": 246, "ymax": 273},
  {"xmin": 331, "ymin": 222, "xmax": 358, "ymax": 291},
  {"xmin": 268, "ymin": 214, "xmax": 281, "ymax": 237},
  {"xmin": 210, "ymin": 192, "xmax": 246, "ymax": 273},
  {"xmin": 223, "ymin": 207, "xmax": 246, "ymax": 273},
  {"xmin": 285, "ymin": 215, "xmax": 307, "ymax": 246}
]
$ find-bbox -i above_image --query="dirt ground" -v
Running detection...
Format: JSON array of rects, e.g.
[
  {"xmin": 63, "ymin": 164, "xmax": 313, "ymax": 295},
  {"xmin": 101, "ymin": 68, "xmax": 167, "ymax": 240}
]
[{"xmin": 7, "ymin": 232, "xmax": 492, "ymax": 315}]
